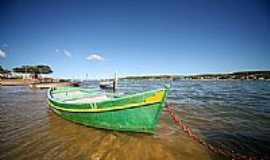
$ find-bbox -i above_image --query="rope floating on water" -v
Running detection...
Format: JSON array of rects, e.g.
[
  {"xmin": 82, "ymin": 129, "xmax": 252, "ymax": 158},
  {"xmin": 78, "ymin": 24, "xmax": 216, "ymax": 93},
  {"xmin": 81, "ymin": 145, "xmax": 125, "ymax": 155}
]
[{"xmin": 164, "ymin": 105, "xmax": 266, "ymax": 160}]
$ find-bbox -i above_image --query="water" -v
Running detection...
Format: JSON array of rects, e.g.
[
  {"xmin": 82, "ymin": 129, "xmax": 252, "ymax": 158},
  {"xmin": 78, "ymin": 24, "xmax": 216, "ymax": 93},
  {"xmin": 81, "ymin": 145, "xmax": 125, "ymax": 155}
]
[{"xmin": 1, "ymin": 80, "xmax": 270, "ymax": 159}]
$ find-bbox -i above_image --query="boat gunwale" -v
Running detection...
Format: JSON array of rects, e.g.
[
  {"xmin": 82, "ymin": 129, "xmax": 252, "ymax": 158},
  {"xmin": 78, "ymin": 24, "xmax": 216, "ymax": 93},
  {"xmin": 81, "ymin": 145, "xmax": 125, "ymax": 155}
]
[
  {"xmin": 48, "ymin": 87, "xmax": 165, "ymax": 105},
  {"xmin": 48, "ymin": 100, "xmax": 162, "ymax": 113},
  {"xmin": 47, "ymin": 87, "xmax": 168, "ymax": 113}
]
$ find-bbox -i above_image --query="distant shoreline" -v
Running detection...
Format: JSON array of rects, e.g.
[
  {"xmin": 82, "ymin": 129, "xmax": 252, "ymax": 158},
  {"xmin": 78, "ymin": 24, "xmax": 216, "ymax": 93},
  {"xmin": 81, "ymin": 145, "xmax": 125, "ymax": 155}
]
[
  {"xmin": 121, "ymin": 71, "xmax": 270, "ymax": 81},
  {"xmin": 2, "ymin": 70, "xmax": 270, "ymax": 82},
  {"xmin": 0, "ymin": 78, "xmax": 77, "ymax": 87}
]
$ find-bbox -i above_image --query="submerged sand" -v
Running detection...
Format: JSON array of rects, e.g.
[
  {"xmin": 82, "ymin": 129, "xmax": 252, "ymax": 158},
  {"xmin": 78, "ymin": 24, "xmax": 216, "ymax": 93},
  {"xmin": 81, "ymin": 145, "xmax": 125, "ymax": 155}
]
[{"xmin": 0, "ymin": 86, "xmax": 211, "ymax": 160}]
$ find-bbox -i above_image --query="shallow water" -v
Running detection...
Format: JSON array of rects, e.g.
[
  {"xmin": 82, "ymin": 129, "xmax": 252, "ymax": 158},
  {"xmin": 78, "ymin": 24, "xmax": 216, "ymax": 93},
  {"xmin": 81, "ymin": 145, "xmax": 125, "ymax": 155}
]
[
  {"xmin": 1, "ymin": 80, "xmax": 270, "ymax": 159},
  {"xmin": 115, "ymin": 80, "xmax": 270, "ymax": 158},
  {"xmin": 0, "ymin": 85, "xmax": 209, "ymax": 160}
]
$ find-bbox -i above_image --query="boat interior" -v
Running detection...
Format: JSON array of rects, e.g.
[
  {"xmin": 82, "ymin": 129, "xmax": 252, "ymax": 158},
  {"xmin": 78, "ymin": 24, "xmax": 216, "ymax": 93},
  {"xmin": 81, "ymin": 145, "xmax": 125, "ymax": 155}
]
[{"xmin": 50, "ymin": 87, "xmax": 123, "ymax": 104}]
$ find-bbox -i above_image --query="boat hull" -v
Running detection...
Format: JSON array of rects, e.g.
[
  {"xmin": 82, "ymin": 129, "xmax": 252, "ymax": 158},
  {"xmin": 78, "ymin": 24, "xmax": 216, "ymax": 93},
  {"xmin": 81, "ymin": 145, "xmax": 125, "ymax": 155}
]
[
  {"xmin": 48, "ymin": 86, "xmax": 169, "ymax": 133},
  {"xmin": 49, "ymin": 102, "xmax": 164, "ymax": 133}
]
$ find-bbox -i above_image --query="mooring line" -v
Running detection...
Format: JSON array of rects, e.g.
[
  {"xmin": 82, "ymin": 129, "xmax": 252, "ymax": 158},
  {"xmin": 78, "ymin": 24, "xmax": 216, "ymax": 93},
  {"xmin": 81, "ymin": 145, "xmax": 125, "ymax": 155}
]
[{"xmin": 164, "ymin": 105, "xmax": 266, "ymax": 160}]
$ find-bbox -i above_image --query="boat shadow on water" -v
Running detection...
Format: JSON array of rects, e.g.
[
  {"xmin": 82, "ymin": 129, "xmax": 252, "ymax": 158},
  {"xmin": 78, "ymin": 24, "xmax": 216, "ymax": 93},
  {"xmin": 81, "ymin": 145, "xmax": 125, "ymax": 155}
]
[{"xmin": 45, "ymin": 108, "xmax": 211, "ymax": 160}]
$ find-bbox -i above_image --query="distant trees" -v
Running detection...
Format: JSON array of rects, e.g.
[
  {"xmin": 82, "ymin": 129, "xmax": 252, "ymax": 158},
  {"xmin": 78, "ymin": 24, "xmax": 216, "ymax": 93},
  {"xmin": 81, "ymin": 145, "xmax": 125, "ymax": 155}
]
[
  {"xmin": 0, "ymin": 65, "xmax": 4, "ymax": 73},
  {"xmin": 13, "ymin": 65, "xmax": 53, "ymax": 79},
  {"xmin": 0, "ymin": 65, "xmax": 11, "ymax": 79},
  {"xmin": 122, "ymin": 71, "xmax": 270, "ymax": 80},
  {"xmin": 0, "ymin": 65, "xmax": 10, "ymax": 74}
]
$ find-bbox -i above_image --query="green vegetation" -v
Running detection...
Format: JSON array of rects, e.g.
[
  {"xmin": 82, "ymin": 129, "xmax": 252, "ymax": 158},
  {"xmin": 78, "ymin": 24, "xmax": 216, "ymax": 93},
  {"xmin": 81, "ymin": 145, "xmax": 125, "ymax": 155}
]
[
  {"xmin": 122, "ymin": 71, "xmax": 270, "ymax": 80},
  {"xmin": 123, "ymin": 75, "xmax": 179, "ymax": 80},
  {"xmin": 13, "ymin": 65, "xmax": 53, "ymax": 79},
  {"xmin": 0, "ymin": 65, "xmax": 11, "ymax": 74},
  {"xmin": 0, "ymin": 65, "xmax": 3, "ymax": 73}
]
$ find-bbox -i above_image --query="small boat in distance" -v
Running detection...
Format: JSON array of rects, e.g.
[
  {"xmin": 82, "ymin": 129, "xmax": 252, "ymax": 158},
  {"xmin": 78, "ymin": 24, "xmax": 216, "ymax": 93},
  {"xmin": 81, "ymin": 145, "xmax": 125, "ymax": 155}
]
[
  {"xmin": 30, "ymin": 81, "xmax": 80, "ymax": 89},
  {"xmin": 99, "ymin": 72, "xmax": 118, "ymax": 90},
  {"xmin": 99, "ymin": 80, "xmax": 114, "ymax": 89},
  {"xmin": 47, "ymin": 86, "xmax": 170, "ymax": 133}
]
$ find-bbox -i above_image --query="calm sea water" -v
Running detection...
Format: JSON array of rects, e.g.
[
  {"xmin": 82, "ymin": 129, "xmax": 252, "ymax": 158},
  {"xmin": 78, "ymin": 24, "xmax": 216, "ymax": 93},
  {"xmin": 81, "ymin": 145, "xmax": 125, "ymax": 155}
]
[{"xmin": 1, "ymin": 80, "xmax": 269, "ymax": 159}]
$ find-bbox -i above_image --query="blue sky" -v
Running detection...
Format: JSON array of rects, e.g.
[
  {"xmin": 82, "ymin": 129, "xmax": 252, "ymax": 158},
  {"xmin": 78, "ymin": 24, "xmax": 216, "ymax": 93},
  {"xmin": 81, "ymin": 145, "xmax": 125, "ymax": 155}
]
[{"xmin": 0, "ymin": 0, "xmax": 270, "ymax": 79}]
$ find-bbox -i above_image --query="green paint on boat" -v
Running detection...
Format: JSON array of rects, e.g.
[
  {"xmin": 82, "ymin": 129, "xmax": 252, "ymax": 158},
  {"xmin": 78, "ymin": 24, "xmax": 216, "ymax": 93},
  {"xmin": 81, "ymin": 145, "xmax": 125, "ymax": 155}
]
[{"xmin": 47, "ymin": 86, "xmax": 170, "ymax": 133}]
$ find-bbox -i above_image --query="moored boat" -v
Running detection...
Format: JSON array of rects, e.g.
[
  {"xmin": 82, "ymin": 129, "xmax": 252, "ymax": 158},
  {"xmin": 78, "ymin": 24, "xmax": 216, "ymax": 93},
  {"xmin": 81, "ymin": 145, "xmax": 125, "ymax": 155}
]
[
  {"xmin": 99, "ymin": 80, "xmax": 114, "ymax": 89},
  {"xmin": 99, "ymin": 72, "xmax": 118, "ymax": 90},
  {"xmin": 30, "ymin": 81, "xmax": 80, "ymax": 89},
  {"xmin": 47, "ymin": 86, "xmax": 170, "ymax": 133}
]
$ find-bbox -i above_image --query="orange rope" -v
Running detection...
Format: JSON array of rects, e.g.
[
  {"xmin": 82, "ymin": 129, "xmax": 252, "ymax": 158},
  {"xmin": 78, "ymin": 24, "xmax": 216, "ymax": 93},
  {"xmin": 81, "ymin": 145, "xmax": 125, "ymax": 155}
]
[{"xmin": 164, "ymin": 105, "xmax": 266, "ymax": 160}]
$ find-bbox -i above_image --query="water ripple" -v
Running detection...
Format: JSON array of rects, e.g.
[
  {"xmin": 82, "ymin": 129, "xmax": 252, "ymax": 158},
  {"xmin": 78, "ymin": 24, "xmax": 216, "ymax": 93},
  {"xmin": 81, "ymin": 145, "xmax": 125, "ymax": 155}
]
[{"xmin": 1, "ymin": 80, "xmax": 270, "ymax": 159}]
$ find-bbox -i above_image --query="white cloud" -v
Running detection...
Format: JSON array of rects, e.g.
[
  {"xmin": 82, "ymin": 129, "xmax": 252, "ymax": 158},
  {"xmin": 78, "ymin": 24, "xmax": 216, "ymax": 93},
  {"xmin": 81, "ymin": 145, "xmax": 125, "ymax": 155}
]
[
  {"xmin": 56, "ymin": 49, "xmax": 72, "ymax": 57},
  {"xmin": 0, "ymin": 49, "xmax": 6, "ymax": 58},
  {"xmin": 86, "ymin": 54, "xmax": 104, "ymax": 61},
  {"xmin": 63, "ymin": 49, "xmax": 72, "ymax": 57}
]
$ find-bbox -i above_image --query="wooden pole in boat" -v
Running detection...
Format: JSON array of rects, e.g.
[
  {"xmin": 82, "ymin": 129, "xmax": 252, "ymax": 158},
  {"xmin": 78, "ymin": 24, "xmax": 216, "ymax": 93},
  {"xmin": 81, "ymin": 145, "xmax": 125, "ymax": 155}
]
[{"xmin": 113, "ymin": 72, "xmax": 117, "ymax": 92}]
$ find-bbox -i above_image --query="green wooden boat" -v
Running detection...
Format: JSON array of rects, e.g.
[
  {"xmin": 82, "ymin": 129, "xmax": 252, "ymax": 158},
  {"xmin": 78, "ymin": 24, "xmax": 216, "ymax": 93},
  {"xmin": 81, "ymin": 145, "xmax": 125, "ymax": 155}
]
[{"xmin": 47, "ymin": 86, "xmax": 170, "ymax": 133}]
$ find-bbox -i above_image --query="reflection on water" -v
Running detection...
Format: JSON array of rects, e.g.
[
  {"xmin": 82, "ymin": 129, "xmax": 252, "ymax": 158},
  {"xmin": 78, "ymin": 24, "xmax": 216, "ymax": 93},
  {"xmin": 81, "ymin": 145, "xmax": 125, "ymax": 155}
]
[
  {"xmin": 1, "ymin": 80, "xmax": 270, "ymax": 159},
  {"xmin": 0, "ymin": 85, "xmax": 210, "ymax": 160}
]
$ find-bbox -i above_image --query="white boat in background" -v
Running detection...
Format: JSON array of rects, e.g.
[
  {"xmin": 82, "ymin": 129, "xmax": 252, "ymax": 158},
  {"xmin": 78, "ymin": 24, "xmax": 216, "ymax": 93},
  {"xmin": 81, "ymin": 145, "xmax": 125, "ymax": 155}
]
[
  {"xmin": 99, "ymin": 80, "xmax": 114, "ymax": 89},
  {"xmin": 29, "ymin": 81, "xmax": 80, "ymax": 89},
  {"xmin": 99, "ymin": 72, "xmax": 117, "ymax": 90}
]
